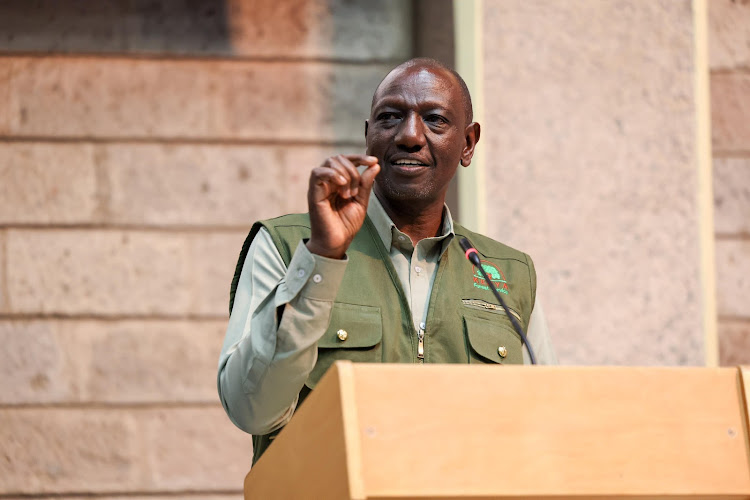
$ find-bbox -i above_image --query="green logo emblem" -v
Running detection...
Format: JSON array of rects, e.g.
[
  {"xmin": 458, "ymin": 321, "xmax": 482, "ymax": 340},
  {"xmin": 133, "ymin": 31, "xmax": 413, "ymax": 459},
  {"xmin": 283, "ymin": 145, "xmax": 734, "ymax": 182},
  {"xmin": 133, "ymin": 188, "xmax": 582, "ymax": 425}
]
[{"xmin": 472, "ymin": 260, "xmax": 509, "ymax": 294}]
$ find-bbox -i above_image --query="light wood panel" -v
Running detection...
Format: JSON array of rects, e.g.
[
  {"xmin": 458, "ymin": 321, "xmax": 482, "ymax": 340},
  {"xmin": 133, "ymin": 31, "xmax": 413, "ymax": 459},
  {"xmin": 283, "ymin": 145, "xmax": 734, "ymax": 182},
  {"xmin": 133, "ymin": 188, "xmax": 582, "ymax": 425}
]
[
  {"xmin": 245, "ymin": 362, "xmax": 750, "ymax": 499},
  {"xmin": 355, "ymin": 364, "xmax": 750, "ymax": 498},
  {"xmin": 243, "ymin": 364, "xmax": 355, "ymax": 500}
]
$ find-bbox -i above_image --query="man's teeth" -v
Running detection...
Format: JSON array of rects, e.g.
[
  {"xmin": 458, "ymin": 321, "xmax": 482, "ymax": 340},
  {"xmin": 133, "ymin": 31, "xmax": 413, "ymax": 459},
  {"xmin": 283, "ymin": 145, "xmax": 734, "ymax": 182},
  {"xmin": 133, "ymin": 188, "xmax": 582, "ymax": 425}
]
[{"xmin": 393, "ymin": 160, "xmax": 425, "ymax": 165}]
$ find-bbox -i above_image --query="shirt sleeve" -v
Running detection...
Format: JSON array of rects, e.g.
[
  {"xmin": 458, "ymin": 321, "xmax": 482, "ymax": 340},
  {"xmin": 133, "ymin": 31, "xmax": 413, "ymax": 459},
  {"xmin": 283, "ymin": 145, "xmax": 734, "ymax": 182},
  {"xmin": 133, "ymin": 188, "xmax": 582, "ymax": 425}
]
[
  {"xmin": 217, "ymin": 228, "xmax": 348, "ymax": 435},
  {"xmin": 523, "ymin": 297, "xmax": 558, "ymax": 365}
]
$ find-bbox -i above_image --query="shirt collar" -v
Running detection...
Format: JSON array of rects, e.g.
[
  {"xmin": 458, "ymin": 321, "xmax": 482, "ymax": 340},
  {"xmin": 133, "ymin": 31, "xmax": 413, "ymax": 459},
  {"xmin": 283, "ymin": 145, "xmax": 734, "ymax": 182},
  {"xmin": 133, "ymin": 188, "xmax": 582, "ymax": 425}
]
[{"xmin": 366, "ymin": 191, "xmax": 455, "ymax": 255}]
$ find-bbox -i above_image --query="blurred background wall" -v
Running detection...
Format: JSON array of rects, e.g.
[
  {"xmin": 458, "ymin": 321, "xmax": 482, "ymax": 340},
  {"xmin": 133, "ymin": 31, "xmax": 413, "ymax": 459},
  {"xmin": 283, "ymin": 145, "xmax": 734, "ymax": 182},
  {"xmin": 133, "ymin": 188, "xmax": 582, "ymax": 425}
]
[
  {"xmin": 0, "ymin": 0, "xmax": 748, "ymax": 497},
  {"xmin": 709, "ymin": 0, "xmax": 750, "ymax": 365},
  {"xmin": 481, "ymin": 0, "xmax": 709, "ymax": 365},
  {"xmin": 0, "ymin": 0, "xmax": 411, "ymax": 497}
]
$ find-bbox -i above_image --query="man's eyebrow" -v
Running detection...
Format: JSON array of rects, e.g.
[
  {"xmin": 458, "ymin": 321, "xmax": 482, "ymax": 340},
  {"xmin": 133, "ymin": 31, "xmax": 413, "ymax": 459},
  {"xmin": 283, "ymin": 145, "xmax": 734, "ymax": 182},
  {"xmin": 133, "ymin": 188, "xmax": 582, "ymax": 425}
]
[{"xmin": 373, "ymin": 98, "xmax": 454, "ymax": 113}]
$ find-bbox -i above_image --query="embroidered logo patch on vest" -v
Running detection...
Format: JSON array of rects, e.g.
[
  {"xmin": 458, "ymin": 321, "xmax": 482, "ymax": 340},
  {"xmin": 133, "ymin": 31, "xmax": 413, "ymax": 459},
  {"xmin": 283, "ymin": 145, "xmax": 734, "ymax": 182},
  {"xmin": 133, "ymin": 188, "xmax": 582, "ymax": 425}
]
[{"xmin": 472, "ymin": 260, "xmax": 509, "ymax": 294}]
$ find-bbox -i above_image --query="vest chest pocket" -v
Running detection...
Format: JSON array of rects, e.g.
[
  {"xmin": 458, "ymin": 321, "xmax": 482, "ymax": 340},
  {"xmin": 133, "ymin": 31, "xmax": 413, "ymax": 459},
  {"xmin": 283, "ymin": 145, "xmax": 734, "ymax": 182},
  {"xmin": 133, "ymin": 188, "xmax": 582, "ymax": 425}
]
[
  {"xmin": 305, "ymin": 303, "xmax": 382, "ymax": 389},
  {"xmin": 463, "ymin": 313, "xmax": 524, "ymax": 365}
]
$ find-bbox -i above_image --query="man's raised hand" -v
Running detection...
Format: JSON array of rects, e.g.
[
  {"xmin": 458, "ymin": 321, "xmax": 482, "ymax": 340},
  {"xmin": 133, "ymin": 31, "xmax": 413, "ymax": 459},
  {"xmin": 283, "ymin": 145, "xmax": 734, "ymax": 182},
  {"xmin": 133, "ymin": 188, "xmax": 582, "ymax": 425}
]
[{"xmin": 306, "ymin": 154, "xmax": 380, "ymax": 259}]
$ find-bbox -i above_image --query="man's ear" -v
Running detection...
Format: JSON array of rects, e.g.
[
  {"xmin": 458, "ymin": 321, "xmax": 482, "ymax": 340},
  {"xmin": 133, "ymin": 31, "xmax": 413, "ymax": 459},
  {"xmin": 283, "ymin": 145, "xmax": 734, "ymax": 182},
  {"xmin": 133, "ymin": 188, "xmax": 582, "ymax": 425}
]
[
  {"xmin": 460, "ymin": 122, "xmax": 481, "ymax": 167},
  {"xmin": 364, "ymin": 120, "xmax": 369, "ymax": 139}
]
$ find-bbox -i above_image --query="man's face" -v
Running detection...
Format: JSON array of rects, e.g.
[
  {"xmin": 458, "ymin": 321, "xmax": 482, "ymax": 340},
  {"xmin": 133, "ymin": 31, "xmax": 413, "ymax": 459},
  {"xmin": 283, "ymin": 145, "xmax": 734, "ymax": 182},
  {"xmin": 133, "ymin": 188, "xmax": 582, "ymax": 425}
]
[{"xmin": 366, "ymin": 65, "xmax": 473, "ymax": 207}]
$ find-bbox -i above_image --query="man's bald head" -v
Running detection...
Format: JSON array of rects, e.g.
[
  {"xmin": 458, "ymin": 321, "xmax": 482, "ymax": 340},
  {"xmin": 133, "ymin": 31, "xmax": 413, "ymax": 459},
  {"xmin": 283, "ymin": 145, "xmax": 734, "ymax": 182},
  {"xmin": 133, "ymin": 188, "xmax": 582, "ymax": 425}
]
[{"xmin": 371, "ymin": 58, "xmax": 474, "ymax": 125}]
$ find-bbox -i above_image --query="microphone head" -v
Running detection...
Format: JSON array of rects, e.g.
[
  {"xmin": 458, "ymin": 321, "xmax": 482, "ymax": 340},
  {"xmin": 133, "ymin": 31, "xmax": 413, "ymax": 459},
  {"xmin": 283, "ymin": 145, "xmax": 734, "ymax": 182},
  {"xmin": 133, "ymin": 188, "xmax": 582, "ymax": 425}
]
[{"xmin": 459, "ymin": 237, "xmax": 481, "ymax": 265}]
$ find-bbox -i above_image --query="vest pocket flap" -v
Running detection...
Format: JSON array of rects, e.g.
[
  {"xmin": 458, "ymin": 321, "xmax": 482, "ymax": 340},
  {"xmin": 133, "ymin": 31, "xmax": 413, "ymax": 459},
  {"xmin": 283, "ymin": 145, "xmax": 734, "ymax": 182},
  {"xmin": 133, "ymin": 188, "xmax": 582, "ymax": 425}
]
[
  {"xmin": 318, "ymin": 303, "xmax": 382, "ymax": 348},
  {"xmin": 306, "ymin": 303, "xmax": 383, "ymax": 389},
  {"xmin": 464, "ymin": 314, "xmax": 523, "ymax": 364}
]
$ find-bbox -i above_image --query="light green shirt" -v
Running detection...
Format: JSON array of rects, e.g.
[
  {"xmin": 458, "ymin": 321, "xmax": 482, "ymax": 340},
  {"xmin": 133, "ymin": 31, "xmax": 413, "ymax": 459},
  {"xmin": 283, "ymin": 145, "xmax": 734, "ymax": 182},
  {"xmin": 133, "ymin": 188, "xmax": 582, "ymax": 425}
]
[{"xmin": 217, "ymin": 194, "xmax": 556, "ymax": 436}]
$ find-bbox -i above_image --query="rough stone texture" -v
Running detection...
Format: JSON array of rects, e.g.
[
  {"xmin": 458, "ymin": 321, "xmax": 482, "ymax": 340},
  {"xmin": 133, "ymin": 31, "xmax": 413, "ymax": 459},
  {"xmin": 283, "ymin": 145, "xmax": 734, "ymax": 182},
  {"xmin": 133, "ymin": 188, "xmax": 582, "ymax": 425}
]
[
  {"xmin": 0, "ymin": 143, "xmax": 98, "ymax": 224},
  {"xmin": 482, "ymin": 0, "xmax": 703, "ymax": 365},
  {"xmin": 0, "ymin": 143, "xmax": 366, "ymax": 228},
  {"xmin": 0, "ymin": 320, "xmax": 227, "ymax": 404},
  {"xmin": 0, "ymin": 61, "xmax": 10, "ymax": 134},
  {"xmin": 713, "ymin": 157, "xmax": 750, "ymax": 235},
  {"xmin": 0, "ymin": 408, "xmax": 251, "ymax": 494},
  {"xmin": 3, "ymin": 57, "xmax": 388, "ymax": 142},
  {"xmin": 0, "ymin": 0, "xmax": 411, "ymax": 61},
  {"xmin": 711, "ymin": 73, "xmax": 750, "ymax": 153},
  {"xmin": 226, "ymin": 0, "xmax": 411, "ymax": 61},
  {"xmin": 0, "ymin": 409, "xmax": 143, "ymax": 494},
  {"xmin": 413, "ymin": 0, "xmax": 455, "ymax": 67},
  {"xmin": 101, "ymin": 144, "xmax": 335, "ymax": 226},
  {"xmin": 144, "ymin": 408, "xmax": 251, "ymax": 490},
  {"xmin": 5, "ymin": 229, "xmax": 252, "ymax": 317},
  {"xmin": 708, "ymin": 0, "xmax": 750, "ymax": 71},
  {"xmin": 711, "ymin": 0, "xmax": 750, "ymax": 368},
  {"xmin": 189, "ymin": 232, "xmax": 249, "ymax": 317},
  {"xmin": 84, "ymin": 321, "xmax": 226, "ymax": 403},
  {"xmin": 716, "ymin": 239, "xmax": 750, "ymax": 318},
  {"xmin": 0, "ymin": 230, "xmax": 7, "ymax": 312},
  {"xmin": 6, "ymin": 230, "xmax": 191, "ymax": 316},
  {"xmin": 0, "ymin": 1, "xmax": 409, "ymax": 497},
  {"xmin": 718, "ymin": 320, "xmax": 750, "ymax": 365},
  {"xmin": 0, "ymin": 321, "xmax": 74, "ymax": 404}
]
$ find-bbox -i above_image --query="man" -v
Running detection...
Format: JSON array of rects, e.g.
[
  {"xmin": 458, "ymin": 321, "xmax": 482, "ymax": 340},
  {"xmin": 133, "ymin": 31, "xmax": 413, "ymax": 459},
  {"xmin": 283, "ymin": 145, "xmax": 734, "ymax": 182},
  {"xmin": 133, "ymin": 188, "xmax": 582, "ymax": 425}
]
[{"xmin": 218, "ymin": 58, "xmax": 557, "ymax": 464}]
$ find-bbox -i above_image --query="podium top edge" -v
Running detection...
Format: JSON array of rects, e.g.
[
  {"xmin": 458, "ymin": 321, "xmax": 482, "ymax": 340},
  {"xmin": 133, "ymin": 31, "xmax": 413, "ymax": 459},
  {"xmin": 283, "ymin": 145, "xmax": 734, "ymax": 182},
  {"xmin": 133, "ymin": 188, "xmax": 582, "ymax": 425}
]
[{"xmin": 331, "ymin": 360, "xmax": 745, "ymax": 372}]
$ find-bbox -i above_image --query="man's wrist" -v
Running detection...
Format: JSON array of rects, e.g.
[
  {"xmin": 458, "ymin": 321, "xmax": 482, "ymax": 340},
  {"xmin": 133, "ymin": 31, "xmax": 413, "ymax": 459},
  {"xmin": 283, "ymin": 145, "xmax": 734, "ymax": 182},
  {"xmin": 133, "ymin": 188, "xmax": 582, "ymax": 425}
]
[{"xmin": 305, "ymin": 240, "xmax": 346, "ymax": 260}]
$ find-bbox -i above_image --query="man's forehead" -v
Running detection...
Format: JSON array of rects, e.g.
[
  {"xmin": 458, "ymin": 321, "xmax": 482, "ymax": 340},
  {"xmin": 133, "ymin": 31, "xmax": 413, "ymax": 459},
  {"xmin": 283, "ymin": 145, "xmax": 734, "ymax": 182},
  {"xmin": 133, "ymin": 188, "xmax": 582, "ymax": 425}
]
[{"xmin": 371, "ymin": 64, "xmax": 461, "ymax": 108}]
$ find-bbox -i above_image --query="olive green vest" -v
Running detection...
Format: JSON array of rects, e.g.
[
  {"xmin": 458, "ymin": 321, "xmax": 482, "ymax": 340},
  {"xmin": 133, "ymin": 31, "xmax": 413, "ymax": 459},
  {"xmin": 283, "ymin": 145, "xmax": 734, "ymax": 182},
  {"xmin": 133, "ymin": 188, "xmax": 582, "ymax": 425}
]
[{"xmin": 229, "ymin": 213, "xmax": 536, "ymax": 464}]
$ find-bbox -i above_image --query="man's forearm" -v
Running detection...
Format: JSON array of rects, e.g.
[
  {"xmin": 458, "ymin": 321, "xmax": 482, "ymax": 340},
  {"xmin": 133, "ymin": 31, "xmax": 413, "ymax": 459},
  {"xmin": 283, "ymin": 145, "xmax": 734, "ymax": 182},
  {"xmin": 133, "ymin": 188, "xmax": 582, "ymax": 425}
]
[{"xmin": 217, "ymin": 233, "xmax": 347, "ymax": 435}]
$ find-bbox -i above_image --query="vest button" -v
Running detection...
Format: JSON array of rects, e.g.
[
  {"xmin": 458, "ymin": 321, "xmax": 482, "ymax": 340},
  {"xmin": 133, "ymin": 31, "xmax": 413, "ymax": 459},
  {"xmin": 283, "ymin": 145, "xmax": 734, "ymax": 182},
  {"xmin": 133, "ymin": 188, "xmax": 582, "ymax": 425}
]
[
  {"xmin": 337, "ymin": 329, "xmax": 348, "ymax": 341},
  {"xmin": 498, "ymin": 346, "xmax": 508, "ymax": 358}
]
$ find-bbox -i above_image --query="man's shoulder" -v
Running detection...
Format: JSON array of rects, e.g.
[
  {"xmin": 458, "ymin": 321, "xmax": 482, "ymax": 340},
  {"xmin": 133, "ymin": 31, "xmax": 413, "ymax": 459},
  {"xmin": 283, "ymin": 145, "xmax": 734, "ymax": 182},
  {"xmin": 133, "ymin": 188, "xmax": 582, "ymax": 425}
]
[
  {"xmin": 256, "ymin": 212, "xmax": 311, "ymax": 230},
  {"xmin": 453, "ymin": 222, "xmax": 531, "ymax": 264}
]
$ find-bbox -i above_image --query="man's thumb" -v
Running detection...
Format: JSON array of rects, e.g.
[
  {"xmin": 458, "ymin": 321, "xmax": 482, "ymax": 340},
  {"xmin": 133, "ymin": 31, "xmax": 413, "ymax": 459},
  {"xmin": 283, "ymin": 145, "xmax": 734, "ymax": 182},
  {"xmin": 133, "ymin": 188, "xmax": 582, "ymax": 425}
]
[{"xmin": 358, "ymin": 162, "xmax": 380, "ymax": 196}]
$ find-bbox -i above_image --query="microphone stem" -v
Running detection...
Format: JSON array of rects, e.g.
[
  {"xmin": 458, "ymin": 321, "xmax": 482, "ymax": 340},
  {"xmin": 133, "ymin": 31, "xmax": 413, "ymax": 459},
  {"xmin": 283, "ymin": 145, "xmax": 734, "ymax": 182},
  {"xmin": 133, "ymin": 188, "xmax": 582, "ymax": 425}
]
[{"xmin": 475, "ymin": 263, "xmax": 538, "ymax": 365}]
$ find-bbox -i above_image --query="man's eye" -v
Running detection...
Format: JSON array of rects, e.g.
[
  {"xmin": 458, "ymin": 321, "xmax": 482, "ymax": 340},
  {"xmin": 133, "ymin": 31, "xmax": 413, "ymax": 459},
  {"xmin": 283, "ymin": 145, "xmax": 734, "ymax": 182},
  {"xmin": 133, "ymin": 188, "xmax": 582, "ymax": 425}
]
[
  {"xmin": 377, "ymin": 112, "xmax": 398, "ymax": 121},
  {"xmin": 425, "ymin": 114, "xmax": 448, "ymax": 125}
]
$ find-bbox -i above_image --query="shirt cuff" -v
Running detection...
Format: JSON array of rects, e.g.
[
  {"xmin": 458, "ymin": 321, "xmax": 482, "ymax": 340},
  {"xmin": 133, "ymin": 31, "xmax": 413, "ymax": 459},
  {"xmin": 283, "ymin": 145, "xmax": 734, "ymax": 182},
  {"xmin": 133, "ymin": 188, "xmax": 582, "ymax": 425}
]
[{"xmin": 275, "ymin": 241, "xmax": 348, "ymax": 304}]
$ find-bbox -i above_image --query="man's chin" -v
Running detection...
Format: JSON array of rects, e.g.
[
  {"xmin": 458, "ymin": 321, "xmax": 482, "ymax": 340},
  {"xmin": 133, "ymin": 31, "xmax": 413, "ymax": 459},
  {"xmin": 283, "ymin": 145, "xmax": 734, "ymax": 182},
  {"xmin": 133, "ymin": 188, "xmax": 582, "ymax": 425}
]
[{"xmin": 375, "ymin": 179, "xmax": 433, "ymax": 204}]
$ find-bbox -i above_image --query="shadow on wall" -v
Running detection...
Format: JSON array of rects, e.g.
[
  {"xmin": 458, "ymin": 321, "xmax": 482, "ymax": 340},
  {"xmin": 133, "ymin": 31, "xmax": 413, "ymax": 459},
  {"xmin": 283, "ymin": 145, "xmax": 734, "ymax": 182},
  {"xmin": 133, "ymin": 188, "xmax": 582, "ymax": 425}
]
[
  {"xmin": 12, "ymin": 0, "xmax": 403, "ymax": 146},
  {"xmin": 412, "ymin": 0, "xmax": 459, "ymax": 217},
  {"xmin": 0, "ymin": 0, "xmax": 412, "ymax": 61},
  {"xmin": 0, "ymin": 0, "xmax": 234, "ymax": 54},
  {"xmin": 0, "ymin": 0, "xmax": 418, "ymax": 496}
]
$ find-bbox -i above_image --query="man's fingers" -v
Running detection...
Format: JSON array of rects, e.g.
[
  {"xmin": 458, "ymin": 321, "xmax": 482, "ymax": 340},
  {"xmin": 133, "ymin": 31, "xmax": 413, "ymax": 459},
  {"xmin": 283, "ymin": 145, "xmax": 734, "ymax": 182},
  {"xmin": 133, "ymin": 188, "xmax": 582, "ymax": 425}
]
[
  {"xmin": 334, "ymin": 155, "xmax": 362, "ymax": 198},
  {"xmin": 357, "ymin": 162, "xmax": 381, "ymax": 200},
  {"xmin": 310, "ymin": 154, "xmax": 378, "ymax": 203},
  {"xmin": 309, "ymin": 166, "xmax": 347, "ymax": 201},
  {"xmin": 344, "ymin": 154, "xmax": 379, "ymax": 167},
  {"xmin": 326, "ymin": 157, "xmax": 356, "ymax": 199}
]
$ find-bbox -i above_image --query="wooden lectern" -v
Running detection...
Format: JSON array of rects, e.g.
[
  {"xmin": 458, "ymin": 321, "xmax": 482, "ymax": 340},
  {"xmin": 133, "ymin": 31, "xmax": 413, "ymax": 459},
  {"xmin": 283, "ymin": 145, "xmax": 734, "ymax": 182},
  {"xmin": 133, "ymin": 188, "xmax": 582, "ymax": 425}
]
[{"xmin": 244, "ymin": 362, "xmax": 750, "ymax": 499}]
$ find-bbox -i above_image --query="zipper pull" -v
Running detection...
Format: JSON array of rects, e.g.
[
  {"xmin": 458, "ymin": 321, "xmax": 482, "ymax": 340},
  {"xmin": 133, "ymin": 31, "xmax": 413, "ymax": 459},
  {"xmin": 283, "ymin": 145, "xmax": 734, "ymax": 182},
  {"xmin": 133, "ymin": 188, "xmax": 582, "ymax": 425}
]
[{"xmin": 417, "ymin": 322, "xmax": 425, "ymax": 361}]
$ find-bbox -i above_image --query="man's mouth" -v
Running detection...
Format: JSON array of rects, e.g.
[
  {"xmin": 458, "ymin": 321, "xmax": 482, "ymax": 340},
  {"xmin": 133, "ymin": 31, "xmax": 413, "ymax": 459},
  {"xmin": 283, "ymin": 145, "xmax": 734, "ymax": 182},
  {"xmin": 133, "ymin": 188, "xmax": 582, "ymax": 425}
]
[
  {"xmin": 389, "ymin": 158, "xmax": 430, "ymax": 177},
  {"xmin": 392, "ymin": 159, "xmax": 429, "ymax": 166}
]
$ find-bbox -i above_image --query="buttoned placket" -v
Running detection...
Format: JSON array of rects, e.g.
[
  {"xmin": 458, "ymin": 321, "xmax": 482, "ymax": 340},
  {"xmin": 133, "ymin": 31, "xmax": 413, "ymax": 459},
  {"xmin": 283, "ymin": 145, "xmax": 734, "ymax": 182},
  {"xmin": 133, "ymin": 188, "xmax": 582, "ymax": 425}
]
[
  {"xmin": 409, "ymin": 241, "xmax": 433, "ymax": 334},
  {"xmin": 390, "ymin": 226, "xmax": 449, "ymax": 363}
]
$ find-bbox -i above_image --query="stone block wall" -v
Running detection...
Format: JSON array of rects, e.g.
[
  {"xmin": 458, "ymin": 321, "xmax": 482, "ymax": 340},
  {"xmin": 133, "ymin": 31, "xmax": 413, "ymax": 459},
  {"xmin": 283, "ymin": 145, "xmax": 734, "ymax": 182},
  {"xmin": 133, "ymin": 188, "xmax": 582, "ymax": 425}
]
[
  {"xmin": 2, "ymin": 0, "xmax": 747, "ymax": 495},
  {"xmin": 709, "ymin": 0, "xmax": 750, "ymax": 365},
  {"xmin": 478, "ymin": 0, "xmax": 749, "ymax": 366},
  {"xmin": 481, "ymin": 0, "xmax": 704, "ymax": 365},
  {"xmin": 0, "ymin": 1, "xmax": 411, "ymax": 497}
]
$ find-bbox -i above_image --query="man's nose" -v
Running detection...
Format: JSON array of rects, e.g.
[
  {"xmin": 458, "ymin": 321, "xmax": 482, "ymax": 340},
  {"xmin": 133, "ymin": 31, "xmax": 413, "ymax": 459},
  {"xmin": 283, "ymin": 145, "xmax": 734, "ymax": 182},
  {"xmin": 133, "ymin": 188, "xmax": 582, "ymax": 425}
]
[{"xmin": 395, "ymin": 113, "xmax": 426, "ymax": 150}]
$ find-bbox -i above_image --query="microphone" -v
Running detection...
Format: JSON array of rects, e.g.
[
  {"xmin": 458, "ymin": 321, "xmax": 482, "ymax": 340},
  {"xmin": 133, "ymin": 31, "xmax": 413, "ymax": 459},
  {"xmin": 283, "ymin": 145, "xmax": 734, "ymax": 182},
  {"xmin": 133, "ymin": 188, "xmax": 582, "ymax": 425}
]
[{"xmin": 459, "ymin": 237, "xmax": 537, "ymax": 365}]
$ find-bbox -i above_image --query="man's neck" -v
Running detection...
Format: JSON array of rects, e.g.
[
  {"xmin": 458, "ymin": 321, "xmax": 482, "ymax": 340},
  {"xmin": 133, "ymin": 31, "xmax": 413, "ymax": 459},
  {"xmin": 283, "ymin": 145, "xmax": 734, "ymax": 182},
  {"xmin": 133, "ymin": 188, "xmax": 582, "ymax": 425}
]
[{"xmin": 374, "ymin": 191, "xmax": 446, "ymax": 244}]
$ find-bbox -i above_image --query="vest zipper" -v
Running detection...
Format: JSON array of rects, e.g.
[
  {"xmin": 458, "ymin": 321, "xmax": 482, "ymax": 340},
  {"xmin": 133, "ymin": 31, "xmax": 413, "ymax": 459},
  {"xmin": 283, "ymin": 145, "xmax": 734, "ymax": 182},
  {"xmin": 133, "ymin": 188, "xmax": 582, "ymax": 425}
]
[{"xmin": 417, "ymin": 322, "xmax": 425, "ymax": 362}]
